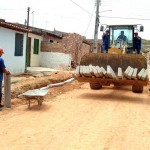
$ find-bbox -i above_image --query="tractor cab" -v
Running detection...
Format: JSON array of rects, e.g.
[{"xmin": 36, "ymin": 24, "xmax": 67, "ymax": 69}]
[{"xmin": 100, "ymin": 24, "xmax": 144, "ymax": 54}]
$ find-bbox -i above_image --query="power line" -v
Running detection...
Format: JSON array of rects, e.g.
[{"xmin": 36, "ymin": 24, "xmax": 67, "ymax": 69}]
[
  {"xmin": 100, "ymin": 15, "xmax": 150, "ymax": 20},
  {"xmin": 84, "ymin": 6, "xmax": 95, "ymax": 36},
  {"xmin": 69, "ymin": 0, "xmax": 92, "ymax": 15}
]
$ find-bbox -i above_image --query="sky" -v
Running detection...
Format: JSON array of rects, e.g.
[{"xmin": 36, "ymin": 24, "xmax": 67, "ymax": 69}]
[{"xmin": 0, "ymin": 0, "xmax": 150, "ymax": 40}]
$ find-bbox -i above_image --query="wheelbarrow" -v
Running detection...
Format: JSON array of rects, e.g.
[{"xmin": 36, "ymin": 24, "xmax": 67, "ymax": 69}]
[{"xmin": 19, "ymin": 78, "xmax": 75, "ymax": 109}]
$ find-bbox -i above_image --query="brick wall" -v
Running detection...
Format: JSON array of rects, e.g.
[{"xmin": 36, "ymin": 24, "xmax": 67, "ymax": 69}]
[{"xmin": 41, "ymin": 32, "xmax": 91, "ymax": 65}]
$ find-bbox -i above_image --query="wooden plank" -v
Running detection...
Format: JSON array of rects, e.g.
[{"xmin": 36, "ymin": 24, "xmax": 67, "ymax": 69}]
[
  {"xmin": 137, "ymin": 68, "xmax": 145, "ymax": 79},
  {"xmin": 131, "ymin": 68, "xmax": 138, "ymax": 79},
  {"xmin": 141, "ymin": 69, "xmax": 148, "ymax": 80},
  {"xmin": 117, "ymin": 67, "xmax": 123, "ymax": 79}
]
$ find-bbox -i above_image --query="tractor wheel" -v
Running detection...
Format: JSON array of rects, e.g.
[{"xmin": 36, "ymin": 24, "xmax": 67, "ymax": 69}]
[
  {"xmin": 132, "ymin": 85, "xmax": 143, "ymax": 93},
  {"xmin": 89, "ymin": 82, "xmax": 102, "ymax": 90}
]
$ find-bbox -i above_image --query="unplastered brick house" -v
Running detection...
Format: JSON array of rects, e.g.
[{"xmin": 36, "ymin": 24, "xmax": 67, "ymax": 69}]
[{"xmin": 41, "ymin": 31, "xmax": 92, "ymax": 68}]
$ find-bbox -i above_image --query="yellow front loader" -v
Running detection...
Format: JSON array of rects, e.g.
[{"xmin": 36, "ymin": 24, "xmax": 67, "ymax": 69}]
[{"xmin": 74, "ymin": 25, "xmax": 148, "ymax": 93}]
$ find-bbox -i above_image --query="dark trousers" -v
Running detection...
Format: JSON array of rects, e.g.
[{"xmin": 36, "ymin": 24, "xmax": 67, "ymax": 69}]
[{"xmin": 137, "ymin": 49, "xmax": 141, "ymax": 54}]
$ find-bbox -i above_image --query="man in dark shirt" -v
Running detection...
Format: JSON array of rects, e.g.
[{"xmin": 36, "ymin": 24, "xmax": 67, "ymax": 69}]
[
  {"xmin": 102, "ymin": 30, "xmax": 109, "ymax": 53},
  {"xmin": 133, "ymin": 32, "xmax": 141, "ymax": 54}
]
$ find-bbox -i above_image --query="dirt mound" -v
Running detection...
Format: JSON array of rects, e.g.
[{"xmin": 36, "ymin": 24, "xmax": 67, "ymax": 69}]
[{"xmin": 7, "ymin": 71, "xmax": 83, "ymax": 107}]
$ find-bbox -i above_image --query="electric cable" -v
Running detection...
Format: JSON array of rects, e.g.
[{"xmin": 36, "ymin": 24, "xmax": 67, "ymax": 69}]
[
  {"xmin": 100, "ymin": 15, "xmax": 150, "ymax": 20},
  {"xmin": 84, "ymin": 6, "xmax": 96, "ymax": 36},
  {"xmin": 69, "ymin": 0, "xmax": 92, "ymax": 15}
]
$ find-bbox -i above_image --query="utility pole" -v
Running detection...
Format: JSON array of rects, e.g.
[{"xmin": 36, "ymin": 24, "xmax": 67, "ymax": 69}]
[
  {"xmin": 32, "ymin": 11, "xmax": 34, "ymax": 27},
  {"xmin": 92, "ymin": 0, "xmax": 100, "ymax": 53},
  {"xmin": 25, "ymin": 7, "xmax": 30, "ymax": 73},
  {"xmin": 27, "ymin": 7, "xmax": 30, "ymax": 27}
]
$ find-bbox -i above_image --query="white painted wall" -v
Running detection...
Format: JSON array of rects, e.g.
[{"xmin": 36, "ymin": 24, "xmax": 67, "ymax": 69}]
[
  {"xmin": 40, "ymin": 52, "xmax": 71, "ymax": 68},
  {"xmin": 0, "ymin": 27, "xmax": 26, "ymax": 75},
  {"xmin": 28, "ymin": 33, "xmax": 43, "ymax": 67}
]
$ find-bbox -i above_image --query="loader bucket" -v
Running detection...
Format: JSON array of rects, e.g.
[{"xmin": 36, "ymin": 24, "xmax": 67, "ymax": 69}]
[{"xmin": 80, "ymin": 53, "xmax": 147, "ymax": 73}]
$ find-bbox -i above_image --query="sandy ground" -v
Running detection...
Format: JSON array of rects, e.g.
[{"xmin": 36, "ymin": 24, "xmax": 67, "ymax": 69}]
[{"xmin": 0, "ymin": 71, "xmax": 150, "ymax": 150}]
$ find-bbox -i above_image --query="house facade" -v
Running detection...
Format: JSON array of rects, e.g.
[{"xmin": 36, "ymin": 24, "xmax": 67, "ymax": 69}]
[
  {"xmin": 0, "ymin": 20, "xmax": 29, "ymax": 75},
  {"xmin": 27, "ymin": 33, "xmax": 43, "ymax": 67}
]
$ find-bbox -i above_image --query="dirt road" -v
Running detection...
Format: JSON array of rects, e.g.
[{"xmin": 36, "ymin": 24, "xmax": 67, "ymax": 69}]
[{"xmin": 0, "ymin": 80, "xmax": 150, "ymax": 150}]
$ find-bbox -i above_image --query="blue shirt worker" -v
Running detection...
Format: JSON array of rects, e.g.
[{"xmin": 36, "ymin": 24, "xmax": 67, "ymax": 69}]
[
  {"xmin": 117, "ymin": 31, "xmax": 128, "ymax": 44},
  {"xmin": 133, "ymin": 32, "xmax": 141, "ymax": 54},
  {"xmin": 0, "ymin": 48, "xmax": 10, "ymax": 108},
  {"xmin": 102, "ymin": 30, "xmax": 109, "ymax": 53}
]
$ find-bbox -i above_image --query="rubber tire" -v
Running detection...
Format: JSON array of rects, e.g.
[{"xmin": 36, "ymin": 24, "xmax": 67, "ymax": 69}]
[
  {"xmin": 132, "ymin": 85, "xmax": 143, "ymax": 93},
  {"xmin": 90, "ymin": 83, "xmax": 102, "ymax": 90}
]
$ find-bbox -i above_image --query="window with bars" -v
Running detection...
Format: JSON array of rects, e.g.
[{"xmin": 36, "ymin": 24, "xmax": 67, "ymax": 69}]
[
  {"xmin": 34, "ymin": 38, "xmax": 39, "ymax": 54},
  {"xmin": 15, "ymin": 33, "xmax": 23, "ymax": 56}
]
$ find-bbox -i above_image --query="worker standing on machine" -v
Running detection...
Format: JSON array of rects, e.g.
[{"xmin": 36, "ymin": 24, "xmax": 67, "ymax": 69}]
[
  {"xmin": 133, "ymin": 32, "xmax": 142, "ymax": 54},
  {"xmin": 102, "ymin": 30, "xmax": 109, "ymax": 53}
]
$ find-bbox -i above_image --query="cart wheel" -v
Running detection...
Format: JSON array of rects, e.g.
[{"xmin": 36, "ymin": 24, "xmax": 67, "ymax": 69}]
[
  {"xmin": 89, "ymin": 82, "xmax": 102, "ymax": 90},
  {"xmin": 132, "ymin": 85, "xmax": 143, "ymax": 93}
]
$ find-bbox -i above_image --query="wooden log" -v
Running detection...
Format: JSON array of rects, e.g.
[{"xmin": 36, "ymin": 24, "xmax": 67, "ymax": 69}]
[
  {"xmin": 141, "ymin": 69, "xmax": 148, "ymax": 80},
  {"xmin": 117, "ymin": 67, "xmax": 123, "ymax": 79},
  {"xmin": 137, "ymin": 68, "xmax": 145, "ymax": 79},
  {"xmin": 131, "ymin": 68, "xmax": 138, "ymax": 79}
]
